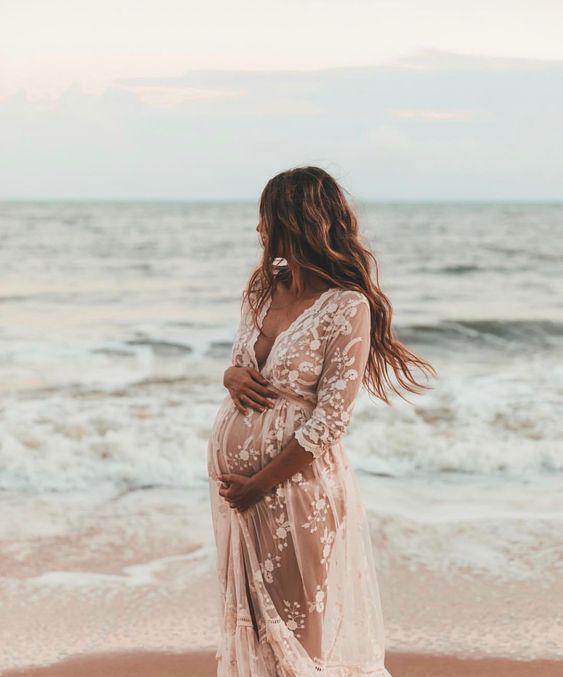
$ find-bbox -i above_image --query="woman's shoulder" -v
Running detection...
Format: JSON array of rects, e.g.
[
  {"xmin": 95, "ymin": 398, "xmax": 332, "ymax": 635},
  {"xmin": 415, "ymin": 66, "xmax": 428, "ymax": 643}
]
[
  {"xmin": 329, "ymin": 287, "xmax": 370, "ymax": 311},
  {"xmin": 321, "ymin": 288, "xmax": 370, "ymax": 338},
  {"xmin": 240, "ymin": 276, "xmax": 264, "ymax": 307}
]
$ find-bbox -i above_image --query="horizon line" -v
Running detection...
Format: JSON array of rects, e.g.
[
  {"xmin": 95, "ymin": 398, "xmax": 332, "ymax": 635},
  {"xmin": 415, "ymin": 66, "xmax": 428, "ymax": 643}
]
[{"xmin": 1, "ymin": 197, "xmax": 563, "ymax": 205}]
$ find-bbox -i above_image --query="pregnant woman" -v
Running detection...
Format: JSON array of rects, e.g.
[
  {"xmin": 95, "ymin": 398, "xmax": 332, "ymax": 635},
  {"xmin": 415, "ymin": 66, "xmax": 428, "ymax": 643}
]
[{"xmin": 207, "ymin": 166, "xmax": 435, "ymax": 676}]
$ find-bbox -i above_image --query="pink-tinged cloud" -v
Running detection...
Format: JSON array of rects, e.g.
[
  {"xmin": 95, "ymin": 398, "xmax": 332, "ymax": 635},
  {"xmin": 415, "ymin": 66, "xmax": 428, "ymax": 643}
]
[
  {"xmin": 117, "ymin": 85, "xmax": 240, "ymax": 109},
  {"xmin": 394, "ymin": 110, "xmax": 476, "ymax": 121}
]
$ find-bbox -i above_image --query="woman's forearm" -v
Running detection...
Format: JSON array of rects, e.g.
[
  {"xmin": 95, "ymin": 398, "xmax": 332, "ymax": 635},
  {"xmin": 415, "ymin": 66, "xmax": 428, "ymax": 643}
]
[{"xmin": 250, "ymin": 436, "xmax": 315, "ymax": 495}]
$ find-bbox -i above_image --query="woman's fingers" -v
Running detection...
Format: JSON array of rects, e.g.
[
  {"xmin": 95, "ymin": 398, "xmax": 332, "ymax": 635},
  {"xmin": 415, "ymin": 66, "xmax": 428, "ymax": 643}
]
[
  {"xmin": 240, "ymin": 393, "xmax": 264, "ymax": 412},
  {"xmin": 233, "ymin": 397, "xmax": 248, "ymax": 415},
  {"xmin": 219, "ymin": 486, "xmax": 235, "ymax": 501},
  {"xmin": 218, "ymin": 478, "xmax": 246, "ymax": 510},
  {"xmin": 218, "ymin": 487, "xmax": 250, "ymax": 511},
  {"xmin": 227, "ymin": 366, "xmax": 279, "ymax": 414},
  {"xmin": 249, "ymin": 368, "xmax": 271, "ymax": 386},
  {"xmin": 244, "ymin": 386, "xmax": 277, "ymax": 408},
  {"xmin": 249, "ymin": 382, "xmax": 279, "ymax": 399},
  {"xmin": 219, "ymin": 487, "xmax": 239, "ymax": 509}
]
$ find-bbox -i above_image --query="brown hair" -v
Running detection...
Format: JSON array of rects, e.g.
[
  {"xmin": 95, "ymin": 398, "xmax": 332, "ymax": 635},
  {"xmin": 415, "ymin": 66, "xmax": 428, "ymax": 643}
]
[{"xmin": 245, "ymin": 165, "xmax": 437, "ymax": 404}]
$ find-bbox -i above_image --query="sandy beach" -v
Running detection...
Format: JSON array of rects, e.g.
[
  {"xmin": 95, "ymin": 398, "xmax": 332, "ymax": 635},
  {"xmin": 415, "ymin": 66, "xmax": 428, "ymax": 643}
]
[
  {"xmin": 3, "ymin": 649, "xmax": 563, "ymax": 677},
  {"xmin": 1, "ymin": 484, "xmax": 561, "ymax": 675}
]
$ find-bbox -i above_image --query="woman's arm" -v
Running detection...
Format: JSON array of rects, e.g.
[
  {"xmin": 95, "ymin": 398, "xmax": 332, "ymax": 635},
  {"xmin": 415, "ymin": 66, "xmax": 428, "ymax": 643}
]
[
  {"xmin": 292, "ymin": 292, "xmax": 371, "ymax": 460},
  {"xmin": 219, "ymin": 292, "xmax": 371, "ymax": 509}
]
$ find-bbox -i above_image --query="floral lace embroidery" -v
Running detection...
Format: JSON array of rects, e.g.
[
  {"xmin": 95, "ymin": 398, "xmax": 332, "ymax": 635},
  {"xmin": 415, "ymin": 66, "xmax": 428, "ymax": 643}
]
[
  {"xmin": 208, "ymin": 285, "xmax": 389, "ymax": 676},
  {"xmin": 292, "ymin": 292, "xmax": 371, "ymax": 459}
]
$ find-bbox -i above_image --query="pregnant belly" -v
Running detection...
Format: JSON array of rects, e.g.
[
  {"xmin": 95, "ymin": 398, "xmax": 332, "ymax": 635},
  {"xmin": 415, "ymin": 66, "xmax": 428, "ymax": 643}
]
[{"xmin": 207, "ymin": 394, "xmax": 309, "ymax": 479}]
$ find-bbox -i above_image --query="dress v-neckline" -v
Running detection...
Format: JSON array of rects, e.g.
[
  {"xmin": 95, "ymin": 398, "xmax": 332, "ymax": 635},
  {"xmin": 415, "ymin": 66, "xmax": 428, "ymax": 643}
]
[{"xmin": 251, "ymin": 287, "xmax": 338, "ymax": 372}]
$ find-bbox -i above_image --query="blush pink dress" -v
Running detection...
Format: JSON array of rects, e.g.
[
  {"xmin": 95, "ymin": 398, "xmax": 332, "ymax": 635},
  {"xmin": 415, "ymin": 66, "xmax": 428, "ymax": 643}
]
[{"xmin": 207, "ymin": 285, "xmax": 390, "ymax": 676}]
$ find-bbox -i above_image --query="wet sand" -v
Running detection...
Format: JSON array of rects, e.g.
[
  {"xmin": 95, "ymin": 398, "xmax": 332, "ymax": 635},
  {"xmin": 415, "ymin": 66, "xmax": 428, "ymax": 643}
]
[
  {"xmin": 2, "ymin": 649, "xmax": 562, "ymax": 677},
  {"xmin": 1, "ymin": 488, "xmax": 561, "ymax": 674}
]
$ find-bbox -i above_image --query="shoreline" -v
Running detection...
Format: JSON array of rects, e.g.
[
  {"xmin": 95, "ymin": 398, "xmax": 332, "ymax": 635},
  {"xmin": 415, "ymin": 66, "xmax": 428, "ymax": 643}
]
[
  {"xmin": 3, "ymin": 649, "xmax": 562, "ymax": 677},
  {"xmin": 1, "ymin": 486, "xmax": 562, "ymax": 671}
]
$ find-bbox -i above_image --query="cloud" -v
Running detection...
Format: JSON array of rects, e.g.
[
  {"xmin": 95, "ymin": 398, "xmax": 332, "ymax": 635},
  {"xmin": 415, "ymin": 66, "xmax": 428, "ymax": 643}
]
[
  {"xmin": 116, "ymin": 85, "xmax": 241, "ymax": 109},
  {"xmin": 0, "ymin": 51, "xmax": 562, "ymax": 200},
  {"xmin": 394, "ymin": 110, "xmax": 477, "ymax": 121},
  {"xmin": 390, "ymin": 48, "xmax": 563, "ymax": 72}
]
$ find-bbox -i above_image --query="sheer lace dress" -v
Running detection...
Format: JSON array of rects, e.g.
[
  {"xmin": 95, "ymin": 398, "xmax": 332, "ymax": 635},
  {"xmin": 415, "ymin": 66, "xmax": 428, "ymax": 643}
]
[{"xmin": 207, "ymin": 286, "xmax": 390, "ymax": 676}]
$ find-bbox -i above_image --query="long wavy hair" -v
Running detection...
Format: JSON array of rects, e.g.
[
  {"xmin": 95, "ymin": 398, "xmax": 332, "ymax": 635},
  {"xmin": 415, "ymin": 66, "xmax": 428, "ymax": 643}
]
[{"xmin": 244, "ymin": 166, "xmax": 437, "ymax": 404}]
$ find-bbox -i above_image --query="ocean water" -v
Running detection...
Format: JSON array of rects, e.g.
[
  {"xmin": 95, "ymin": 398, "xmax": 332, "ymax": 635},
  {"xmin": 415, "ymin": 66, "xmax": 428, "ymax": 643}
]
[
  {"xmin": 1, "ymin": 201, "xmax": 562, "ymax": 665},
  {"xmin": 0, "ymin": 200, "xmax": 561, "ymax": 491}
]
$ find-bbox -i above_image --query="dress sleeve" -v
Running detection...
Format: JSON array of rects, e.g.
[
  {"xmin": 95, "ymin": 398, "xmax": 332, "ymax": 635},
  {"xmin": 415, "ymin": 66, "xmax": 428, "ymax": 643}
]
[
  {"xmin": 293, "ymin": 291, "xmax": 371, "ymax": 460},
  {"xmin": 230, "ymin": 288, "xmax": 252, "ymax": 366}
]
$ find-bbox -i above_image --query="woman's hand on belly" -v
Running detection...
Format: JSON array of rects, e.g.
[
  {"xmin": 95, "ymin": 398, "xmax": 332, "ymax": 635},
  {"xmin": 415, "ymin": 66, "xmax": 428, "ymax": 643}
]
[
  {"xmin": 218, "ymin": 471, "xmax": 267, "ymax": 513},
  {"xmin": 223, "ymin": 365, "xmax": 279, "ymax": 414}
]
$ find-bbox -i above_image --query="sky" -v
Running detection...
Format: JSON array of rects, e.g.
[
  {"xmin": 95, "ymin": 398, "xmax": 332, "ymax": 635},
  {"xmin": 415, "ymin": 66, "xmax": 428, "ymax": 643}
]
[{"xmin": 1, "ymin": 0, "xmax": 562, "ymax": 200}]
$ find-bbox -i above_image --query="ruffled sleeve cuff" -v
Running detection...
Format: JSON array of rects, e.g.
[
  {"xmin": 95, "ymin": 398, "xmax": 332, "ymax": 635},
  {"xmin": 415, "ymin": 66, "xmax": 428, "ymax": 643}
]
[{"xmin": 294, "ymin": 426, "xmax": 328, "ymax": 460}]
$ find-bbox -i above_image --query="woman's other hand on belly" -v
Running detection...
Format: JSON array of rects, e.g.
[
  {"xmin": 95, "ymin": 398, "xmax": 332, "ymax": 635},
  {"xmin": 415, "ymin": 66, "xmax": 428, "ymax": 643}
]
[
  {"xmin": 217, "ymin": 471, "xmax": 267, "ymax": 512},
  {"xmin": 223, "ymin": 366, "xmax": 279, "ymax": 415}
]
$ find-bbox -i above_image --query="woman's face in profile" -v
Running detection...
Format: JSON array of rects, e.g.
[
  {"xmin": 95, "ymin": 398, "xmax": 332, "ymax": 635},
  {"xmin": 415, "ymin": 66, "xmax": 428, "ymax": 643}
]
[
  {"xmin": 256, "ymin": 220, "xmax": 270, "ymax": 249},
  {"xmin": 256, "ymin": 218, "xmax": 284, "ymax": 256},
  {"xmin": 256, "ymin": 220, "xmax": 265, "ymax": 246}
]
